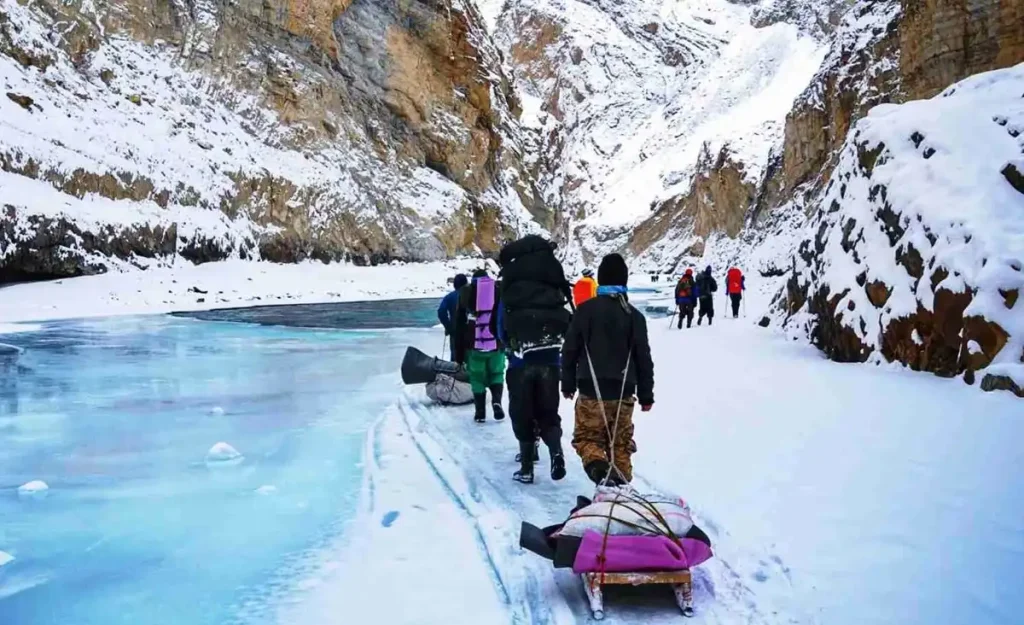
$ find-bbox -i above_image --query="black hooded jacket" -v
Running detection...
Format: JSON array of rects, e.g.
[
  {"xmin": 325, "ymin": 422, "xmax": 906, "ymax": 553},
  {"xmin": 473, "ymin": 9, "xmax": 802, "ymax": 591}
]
[{"xmin": 560, "ymin": 294, "xmax": 654, "ymax": 405}]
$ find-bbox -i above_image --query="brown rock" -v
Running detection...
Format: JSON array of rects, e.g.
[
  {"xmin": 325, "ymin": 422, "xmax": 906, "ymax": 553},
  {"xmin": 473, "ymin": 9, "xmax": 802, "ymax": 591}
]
[
  {"xmin": 6, "ymin": 92, "xmax": 35, "ymax": 110},
  {"xmin": 961, "ymin": 315, "xmax": 1009, "ymax": 371},
  {"xmin": 981, "ymin": 373, "xmax": 1024, "ymax": 397},
  {"xmin": 900, "ymin": 0, "xmax": 1024, "ymax": 100},
  {"xmin": 865, "ymin": 279, "xmax": 891, "ymax": 307},
  {"xmin": 1000, "ymin": 288, "xmax": 1019, "ymax": 308}
]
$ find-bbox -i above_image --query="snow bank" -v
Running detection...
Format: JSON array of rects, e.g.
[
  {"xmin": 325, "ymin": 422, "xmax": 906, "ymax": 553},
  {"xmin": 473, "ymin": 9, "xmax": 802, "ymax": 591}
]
[
  {"xmin": 780, "ymin": 63, "xmax": 1024, "ymax": 395},
  {"xmin": 0, "ymin": 257, "xmax": 482, "ymax": 324},
  {"xmin": 0, "ymin": 551, "xmax": 13, "ymax": 567}
]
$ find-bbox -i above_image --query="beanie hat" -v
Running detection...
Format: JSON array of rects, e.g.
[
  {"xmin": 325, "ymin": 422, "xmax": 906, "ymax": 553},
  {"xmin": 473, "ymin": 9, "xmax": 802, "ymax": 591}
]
[
  {"xmin": 472, "ymin": 268, "xmax": 489, "ymax": 279},
  {"xmin": 453, "ymin": 273, "xmax": 468, "ymax": 290},
  {"xmin": 597, "ymin": 253, "xmax": 628, "ymax": 287},
  {"xmin": 685, "ymin": 268, "xmax": 693, "ymax": 276},
  {"xmin": 582, "ymin": 268, "xmax": 594, "ymax": 278}
]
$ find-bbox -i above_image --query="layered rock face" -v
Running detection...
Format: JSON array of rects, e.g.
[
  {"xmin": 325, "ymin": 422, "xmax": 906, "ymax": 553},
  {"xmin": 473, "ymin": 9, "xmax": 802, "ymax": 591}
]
[{"xmin": 0, "ymin": 0, "xmax": 546, "ymax": 281}]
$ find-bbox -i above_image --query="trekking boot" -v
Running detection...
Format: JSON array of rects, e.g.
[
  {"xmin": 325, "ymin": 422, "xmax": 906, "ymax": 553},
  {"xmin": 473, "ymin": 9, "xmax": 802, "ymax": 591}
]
[
  {"xmin": 473, "ymin": 393, "xmax": 486, "ymax": 423},
  {"xmin": 489, "ymin": 384, "xmax": 505, "ymax": 421},
  {"xmin": 513, "ymin": 441, "xmax": 534, "ymax": 484},
  {"xmin": 550, "ymin": 451, "xmax": 566, "ymax": 481},
  {"xmin": 585, "ymin": 460, "xmax": 624, "ymax": 486},
  {"xmin": 514, "ymin": 440, "xmax": 540, "ymax": 463}
]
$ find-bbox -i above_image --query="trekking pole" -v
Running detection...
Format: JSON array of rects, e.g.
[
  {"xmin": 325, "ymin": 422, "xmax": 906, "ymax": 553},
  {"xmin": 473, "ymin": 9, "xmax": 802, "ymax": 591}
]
[
  {"xmin": 441, "ymin": 333, "xmax": 448, "ymax": 359},
  {"xmin": 668, "ymin": 308, "xmax": 677, "ymax": 329},
  {"xmin": 742, "ymin": 296, "xmax": 747, "ymax": 318}
]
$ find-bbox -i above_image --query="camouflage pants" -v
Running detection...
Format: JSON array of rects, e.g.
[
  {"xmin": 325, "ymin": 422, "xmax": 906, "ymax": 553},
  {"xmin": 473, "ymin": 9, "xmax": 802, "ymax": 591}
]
[{"xmin": 571, "ymin": 397, "xmax": 635, "ymax": 482}]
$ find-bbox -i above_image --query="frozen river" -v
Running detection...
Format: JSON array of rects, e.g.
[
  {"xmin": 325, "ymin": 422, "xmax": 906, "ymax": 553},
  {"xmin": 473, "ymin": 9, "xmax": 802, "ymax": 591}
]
[{"xmin": 0, "ymin": 300, "xmax": 438, "ymax": 625}]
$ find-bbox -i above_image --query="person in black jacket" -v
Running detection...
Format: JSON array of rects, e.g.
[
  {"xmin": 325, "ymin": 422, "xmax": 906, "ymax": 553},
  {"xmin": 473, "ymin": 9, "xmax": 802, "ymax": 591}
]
[
  {"xmin": 561, "ymin": 253, "xmax": 654, "ymax": 485},
  {"xmin": 695, "ymin": 266, "xmax": 717, "ymax": 326}
]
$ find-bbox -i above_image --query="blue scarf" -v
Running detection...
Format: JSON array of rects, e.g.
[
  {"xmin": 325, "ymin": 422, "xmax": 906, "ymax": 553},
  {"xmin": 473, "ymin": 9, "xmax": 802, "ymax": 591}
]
[{"xmin": 597, "ymin": 285, "xmax": 627, "ymax": 296}]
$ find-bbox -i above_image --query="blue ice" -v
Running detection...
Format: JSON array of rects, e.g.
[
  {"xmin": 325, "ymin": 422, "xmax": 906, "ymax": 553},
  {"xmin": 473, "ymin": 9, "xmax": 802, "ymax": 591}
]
[{"xmin": 0, "ymin": 300, "xmax": 438, "ymax": 624}]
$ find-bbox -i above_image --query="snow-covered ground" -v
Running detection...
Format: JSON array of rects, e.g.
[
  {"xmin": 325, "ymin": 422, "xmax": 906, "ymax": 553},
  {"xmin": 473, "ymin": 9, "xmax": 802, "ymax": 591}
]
[
  {"xmin": 0, "ymin": 258, "xmax": 489, "ymax": 326},
  {"xmin": 3, "ymin": 278, "xmax": 1021, "ymax": 624}
]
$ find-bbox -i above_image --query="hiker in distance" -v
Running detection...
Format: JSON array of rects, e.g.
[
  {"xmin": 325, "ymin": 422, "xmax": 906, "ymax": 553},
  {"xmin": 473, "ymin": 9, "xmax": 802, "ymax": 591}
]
[
  {"xmin": 561, "ymin": 253, "xmax": 654, "ymax": 486},
  {"xmin": 437, "ymin": 273, "xmax": 468, "ymax": 361},
  {"xmin": 695, "ymin": 266, "xmax": 717, "ymax": 326},
  {"xmin": 496, "ymin": 235, "xmax": 573, "ymax": 484},
  {"xmin": 454, "ymin": 269, "xmax": 506, "ymax": 423},
  {"xmin": 674, "ymin": 269, "xmax": 697, "ymax": 329},
  {"xmin": 726, "ymin": 267, "xmax": 745, "ymax": 318}
]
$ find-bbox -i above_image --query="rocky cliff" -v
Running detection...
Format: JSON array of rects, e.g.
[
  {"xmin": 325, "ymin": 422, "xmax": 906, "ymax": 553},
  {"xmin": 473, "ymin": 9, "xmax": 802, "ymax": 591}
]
[{"xmin": 0, "ymin": 0, "xmax": 547, "ymax": 281}]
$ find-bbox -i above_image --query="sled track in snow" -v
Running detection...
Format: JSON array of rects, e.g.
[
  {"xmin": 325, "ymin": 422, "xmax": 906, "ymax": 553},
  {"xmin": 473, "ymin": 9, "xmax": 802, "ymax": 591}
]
[{"xmin": 395, "ymin": 391, "xmax": 809, "ymax": 625}]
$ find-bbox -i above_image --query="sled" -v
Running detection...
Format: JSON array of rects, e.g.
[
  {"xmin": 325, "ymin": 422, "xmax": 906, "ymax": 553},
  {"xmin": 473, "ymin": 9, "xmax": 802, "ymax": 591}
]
[{"xmin": 581, "ymin": 569, "xmax": 694, "ymax": 620}]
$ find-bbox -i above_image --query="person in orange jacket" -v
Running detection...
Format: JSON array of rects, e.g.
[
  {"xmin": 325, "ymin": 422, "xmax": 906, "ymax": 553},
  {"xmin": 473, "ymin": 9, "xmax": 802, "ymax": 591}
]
[{"xmin": 572, "ymin": 268, "xmax": 597, "ymax": 307}]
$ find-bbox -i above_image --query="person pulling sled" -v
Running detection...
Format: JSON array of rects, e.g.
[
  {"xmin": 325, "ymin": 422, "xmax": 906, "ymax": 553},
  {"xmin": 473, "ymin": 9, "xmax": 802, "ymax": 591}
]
[
  {"xmin": 561, "ymin": 253, "xmax": 654, "ymax": 486},
  {"xmin": 497, "ymin": 235, "xmax": 573, "ymax": 484}
]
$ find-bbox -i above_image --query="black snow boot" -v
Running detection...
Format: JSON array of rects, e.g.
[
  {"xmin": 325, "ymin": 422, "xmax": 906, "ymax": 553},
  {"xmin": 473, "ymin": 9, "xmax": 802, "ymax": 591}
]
[
  {"xmin": 550, "ymin": 451, "xmax": 566, "ymax": 481},
  {"xmin": 513, "ymin": 441, "xmax": 534, "ymax": 484},
  {"xmin": 489, "ymin": 384, "xmax": 505, "ymax": 421},
  {"xmin": 473, "ymin": 393, "xmax": 486, "ymax": 423},
  {"xmin": 515, "ymin": 439, "xmax": 540, "ymax": 463},
  {"xmin": 585, "ymin": 460, "xmax": 624, "ymax": 486}
]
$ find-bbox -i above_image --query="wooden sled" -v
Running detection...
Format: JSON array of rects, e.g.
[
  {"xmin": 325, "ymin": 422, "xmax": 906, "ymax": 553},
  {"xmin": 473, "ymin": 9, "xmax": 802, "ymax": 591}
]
[{"xmin": 581, "ymin": 569, "xmax": 694, "ymax": 620}]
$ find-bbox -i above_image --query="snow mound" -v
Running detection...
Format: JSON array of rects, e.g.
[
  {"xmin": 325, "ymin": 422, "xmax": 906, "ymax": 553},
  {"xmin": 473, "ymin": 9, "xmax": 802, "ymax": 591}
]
[
  {"xmin": 208, "ymin": 406, "xmax": 226, "ymax": 417},
  {"xmin": 0, "ymin": 551, "xmax": 13, "ymax": 567},
  {"xmin": 17, "ymin": 480, "xmax": 49, "ymax": 499},
  {"xmin": 255, "ymin": 485, "xmax": 278, "ymax": 496},
  {"xmin": 779, "ymin": 63, "xmax": 1024, "ymax": 396},
  {"xmin": 205, "ymin": 442, "xmax": 243, "ymax": 467}
]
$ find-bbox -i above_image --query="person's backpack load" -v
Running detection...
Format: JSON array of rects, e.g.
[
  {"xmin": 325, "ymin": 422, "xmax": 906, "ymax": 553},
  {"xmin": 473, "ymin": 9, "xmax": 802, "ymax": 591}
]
[
  {"xmin": 727, "ymin": 268, "xmax": 743, "ymax": 294},
  {"xmin": 675, "ymin": 277, "xmax": 693, "ymax": 301},
  {"xmin": 400, "ymin": 346, "xmax": 468, "ymax": 385},
  {"xmin": 426, "ymin": 374, "xmax": 474, "ymax": 405},
  {"xmin": 499, "ymin": 236, "xmax": 572, "ymax": 350}
]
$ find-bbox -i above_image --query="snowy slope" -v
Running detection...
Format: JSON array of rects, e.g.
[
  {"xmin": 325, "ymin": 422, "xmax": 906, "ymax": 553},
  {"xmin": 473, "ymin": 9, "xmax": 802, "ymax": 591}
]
[
  {"xmin": 484, "ymin": 0, "xmax": 828, "ymax": 266},
  {"xmin": 0, "ymin": 0, "xmax": 542, "ymax": 278},
  {"xmin": 778, "ymin": 63, "xmax": 1024, "ymax": 396}
]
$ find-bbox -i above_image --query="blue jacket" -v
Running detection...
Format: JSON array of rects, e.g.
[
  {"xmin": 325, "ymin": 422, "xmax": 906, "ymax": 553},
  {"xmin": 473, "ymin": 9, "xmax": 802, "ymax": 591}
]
[
  {"xmin": 675, "ymin": 277, "xmax": 699, "ymax": 305},
  {"xmin": 437, "ymin": 289, "xmax": 460, "ymax": 333}
]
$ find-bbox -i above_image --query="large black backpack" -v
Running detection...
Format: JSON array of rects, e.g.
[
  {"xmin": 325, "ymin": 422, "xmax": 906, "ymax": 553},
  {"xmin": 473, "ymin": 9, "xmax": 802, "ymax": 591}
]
[{"xmin": 498, "ymin": 236, "xmax": 572, "ymax": 350}]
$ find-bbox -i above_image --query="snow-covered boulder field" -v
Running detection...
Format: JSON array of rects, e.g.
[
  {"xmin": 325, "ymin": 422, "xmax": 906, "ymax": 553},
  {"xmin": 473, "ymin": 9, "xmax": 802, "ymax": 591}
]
[{"xmin": 777, "ymin": 64, "xmax": 1024, "ymax": 397}]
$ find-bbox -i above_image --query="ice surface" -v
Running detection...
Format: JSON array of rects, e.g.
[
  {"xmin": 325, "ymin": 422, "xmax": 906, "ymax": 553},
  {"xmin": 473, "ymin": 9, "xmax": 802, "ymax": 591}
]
[
  {"xmin": 16, "ymin": 481, "xmax": 49, "ymax": 500},
  {"xmin": 0, "ymin": 301, "xmax": 439, "ymax": 625}
]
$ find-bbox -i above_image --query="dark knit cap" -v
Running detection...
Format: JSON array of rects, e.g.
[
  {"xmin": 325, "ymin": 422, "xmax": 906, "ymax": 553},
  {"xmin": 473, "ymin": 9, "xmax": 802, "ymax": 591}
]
[
  {"xmin": 597, "ymin": 253, "xmax": 629, "ymax": 287},
  {"xmin": 453, "ymin": 273, "xmax": 468, "ymax": 289},
  {"xmin": 472, "ymin": 268, "xmax": 489, "ymax": 279}
]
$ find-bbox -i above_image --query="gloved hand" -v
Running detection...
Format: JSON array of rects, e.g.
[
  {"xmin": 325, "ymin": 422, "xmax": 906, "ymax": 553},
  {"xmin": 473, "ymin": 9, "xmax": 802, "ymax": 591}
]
[
  {"xmin": 640, "ymin": 404, "xmax": 653, "ymax": 412},
  {"xmin": 563, "ymin": 391, "xmax": 576, "ymax": 400}
]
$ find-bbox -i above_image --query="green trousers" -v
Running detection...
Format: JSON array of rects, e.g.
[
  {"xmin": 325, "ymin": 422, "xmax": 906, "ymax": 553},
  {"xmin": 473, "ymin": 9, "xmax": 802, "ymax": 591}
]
[{"xmin": 466, "ymin": 349, "xmax": 506, "ymax": 394}]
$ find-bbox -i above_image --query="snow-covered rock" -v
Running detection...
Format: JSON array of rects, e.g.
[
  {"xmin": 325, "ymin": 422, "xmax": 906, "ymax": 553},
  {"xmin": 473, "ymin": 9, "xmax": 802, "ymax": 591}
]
[
  {"xmin": 777, "ymin": 63, "xmax": 1024, "ymax": 397},
  {"xmin": 208, "ymin": 406, "xmax": 226, "ymax": 417},
  {"xmin": 17, "ymin": 480, "xmax": 49, "ymax": 499},
  {"xmin": 205, "ymin": 442, "xmax": 244, "ymax": 467}
]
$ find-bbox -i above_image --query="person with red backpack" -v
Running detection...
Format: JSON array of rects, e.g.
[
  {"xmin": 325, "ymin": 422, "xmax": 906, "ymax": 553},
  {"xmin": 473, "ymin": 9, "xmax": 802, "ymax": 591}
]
[
  {"xmin": 726, "ymin": 267, "xmax": 745, "ymax": 318},
  {"xmin": 674, "ymin": 269, "xmax": 697, "ymax": 329}
]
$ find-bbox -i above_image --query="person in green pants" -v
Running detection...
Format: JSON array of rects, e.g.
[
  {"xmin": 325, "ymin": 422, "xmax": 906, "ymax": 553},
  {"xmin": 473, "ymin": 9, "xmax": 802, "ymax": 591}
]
[{"xmin": 454, "ymin": 269, "xmax": 507, "ymax": 422}]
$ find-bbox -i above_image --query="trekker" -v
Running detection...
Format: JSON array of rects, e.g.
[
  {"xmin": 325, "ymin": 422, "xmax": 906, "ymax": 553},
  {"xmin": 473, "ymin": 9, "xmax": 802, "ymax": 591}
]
[
  {"xmin": 695, "ymin": 266, "xmax": 717, "ymax": 326},
  {"xmin": 726, "ymin": 267, "xmax": 745, "ymax": 318},
  {"xmin": 437, "ymin": 273, "xmax": 468, "ymax": 360},
  {"xmin": 454, "ymin": 269, "xmax": 506, "ymax": 423},
  {"xmin": 674, "ymin": 269, "xmax": 697, "ymax": 329},
  {"xmin": 572, "ymin": 268, "xmax": 597, "ymax": 307},
  {"xmin": 497, "ymin": 235, "xmax": 573, "ymax": 484},
  {"xmin": 561, "ymin": 253, "xmax": 654, "ymax": 486}
]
